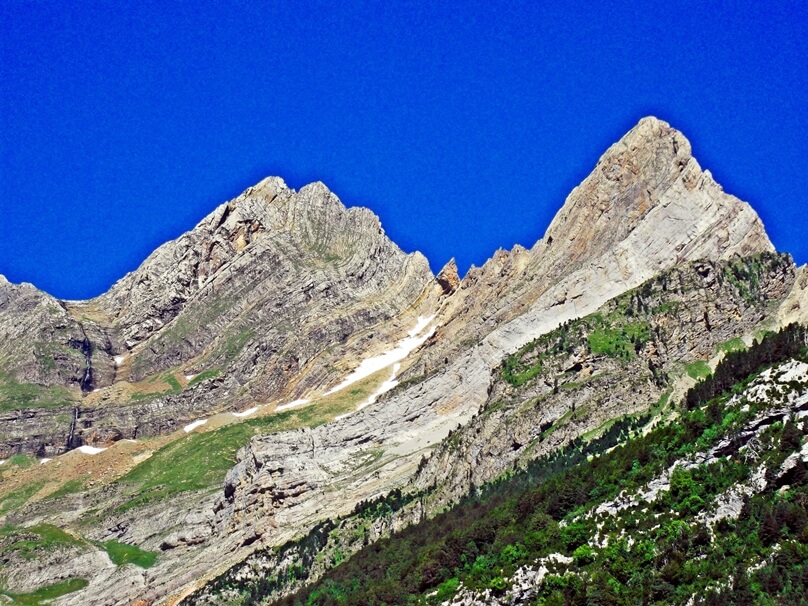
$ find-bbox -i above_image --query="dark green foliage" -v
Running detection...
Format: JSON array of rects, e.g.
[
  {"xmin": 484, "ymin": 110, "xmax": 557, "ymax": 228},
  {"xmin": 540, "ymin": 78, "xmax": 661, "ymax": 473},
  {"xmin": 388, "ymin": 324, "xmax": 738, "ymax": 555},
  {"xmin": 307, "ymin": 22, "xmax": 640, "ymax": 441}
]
[
  {"xmin": 188, "ymin": 253, "xmax": 801, "ymax": 605},
  {"xmin": 186, "ymin": 490, "xmax": 423, "ymax": 604},
  {"xmin": 267, "ymin": 363, "xmax": 807, "ymax": 605},
  {"xmin": 586, "ymin": 316, "xmax": 650, "ymax": 361},
  {"xmin": 189, "ymin": 519, "xmax": 338, "ymax": 603},
  {"xmin": 718, "ymin": 254, "xmax": 784, "ymax": 305},
  {"xmin": 685, "ymin": 323, "xmax": 808, "ymax": 410},
  {"xmin": 500, "ymin": 312, "xmax": 650, "ymax": 387},
  {"xmin": 501, "ymin": 253, "xmax": 793, "ymax": 389}
]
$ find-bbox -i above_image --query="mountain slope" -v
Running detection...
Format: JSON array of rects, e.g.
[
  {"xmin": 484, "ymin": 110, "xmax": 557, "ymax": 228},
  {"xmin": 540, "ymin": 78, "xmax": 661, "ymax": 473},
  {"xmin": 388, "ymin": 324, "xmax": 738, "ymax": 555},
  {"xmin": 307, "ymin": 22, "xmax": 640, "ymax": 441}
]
[
  {"xmin": 0, "ymin": 117, "xmax": 800, "ymax": 606},
  {"xmin": 210, "ymin": 117, "xmax": 778, "ymax": 564},
  {"xmin": 0, "ymin": 179, "xmax": 437, "ymax": 457},
  {"xmin": 266, "ymin": 326, "xmax": 808, "ymax": 606}
]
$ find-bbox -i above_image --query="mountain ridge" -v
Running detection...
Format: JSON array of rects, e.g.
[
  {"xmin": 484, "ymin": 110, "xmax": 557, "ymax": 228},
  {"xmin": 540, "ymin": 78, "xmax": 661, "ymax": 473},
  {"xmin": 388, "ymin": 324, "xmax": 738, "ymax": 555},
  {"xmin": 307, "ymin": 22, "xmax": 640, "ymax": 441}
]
[{"xmin": 0, "ymin": 117, "xmax": 804, "ymax": 606}]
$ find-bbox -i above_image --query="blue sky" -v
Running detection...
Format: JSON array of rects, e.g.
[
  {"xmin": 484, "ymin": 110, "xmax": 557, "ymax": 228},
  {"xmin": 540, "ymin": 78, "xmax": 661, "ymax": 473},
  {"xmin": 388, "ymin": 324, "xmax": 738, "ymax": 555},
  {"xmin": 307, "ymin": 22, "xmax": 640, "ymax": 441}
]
[{"xmin": 1, "ymin": 0, "xmax": 806, "ymax": 299}]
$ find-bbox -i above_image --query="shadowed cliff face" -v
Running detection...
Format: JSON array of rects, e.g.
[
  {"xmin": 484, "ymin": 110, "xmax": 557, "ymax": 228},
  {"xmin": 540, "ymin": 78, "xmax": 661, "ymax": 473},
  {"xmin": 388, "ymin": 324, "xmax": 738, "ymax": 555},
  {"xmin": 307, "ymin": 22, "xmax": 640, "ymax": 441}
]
[{"xmin": 0, "ymin": 117, "xmax": 800, "ymax": 606}]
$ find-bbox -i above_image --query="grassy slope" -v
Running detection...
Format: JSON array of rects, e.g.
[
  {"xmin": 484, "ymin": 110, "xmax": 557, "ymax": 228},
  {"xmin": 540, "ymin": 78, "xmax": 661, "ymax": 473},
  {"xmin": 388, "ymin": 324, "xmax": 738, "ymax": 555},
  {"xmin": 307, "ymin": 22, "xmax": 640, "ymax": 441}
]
[{"xmin": 114, "ymin": 367, "xmax": 389, "ymax": 513}]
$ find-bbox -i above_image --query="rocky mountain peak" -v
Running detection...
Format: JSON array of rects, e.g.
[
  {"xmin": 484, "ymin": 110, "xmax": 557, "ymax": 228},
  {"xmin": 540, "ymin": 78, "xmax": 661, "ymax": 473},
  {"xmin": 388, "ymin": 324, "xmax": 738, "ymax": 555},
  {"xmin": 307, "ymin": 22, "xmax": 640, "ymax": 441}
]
[
  {"xmin": 541, "ymin": 116, "xmax": 772, "ymax": 271},
  {"xmin": 91, "ymin": 178, "xmax": 427, "ymax": 351},
  {"xmin": 436, "ymin": 258, "xmax": 461, "ymax": 295},
  {"xmin": 416, "ymin": 117, "xmax": 776, "ymax": 374},
  {"xmin": 0, "ymin": 117, "xmax": 803, "ymax": 606}
]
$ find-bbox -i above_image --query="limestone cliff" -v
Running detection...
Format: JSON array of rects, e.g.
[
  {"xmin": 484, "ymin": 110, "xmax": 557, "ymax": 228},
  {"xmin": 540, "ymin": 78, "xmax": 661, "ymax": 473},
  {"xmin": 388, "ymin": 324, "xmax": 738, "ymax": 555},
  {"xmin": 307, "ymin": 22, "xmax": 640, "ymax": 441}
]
[
  {"xmin": 0, "ymin": 179, "xmax": 437, "ymax": 457},
  {"xmin": 177, "ymin": 119, "xmax": 782, "ymax": 603},
  {"xmin": 0, "ymin": 117, "xmax": 794, "ymax": 606}
]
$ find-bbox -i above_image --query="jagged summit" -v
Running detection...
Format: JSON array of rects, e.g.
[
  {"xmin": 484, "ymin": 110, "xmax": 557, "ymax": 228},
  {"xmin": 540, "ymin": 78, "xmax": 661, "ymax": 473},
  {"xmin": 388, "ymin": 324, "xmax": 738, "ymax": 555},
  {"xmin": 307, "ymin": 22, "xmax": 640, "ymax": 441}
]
[
  {"xmin": 406, "ymin": 116, "xmax": 775, "ymax": 377},
  {"xmin": 0, "ymin": 178, "xmax": 438, "ymax": 457},
  {"xmin": 542, "ymin": 116, "xmax": 772, "ymax": 267},
  {"xmin": 1, "ymin": 118, "xmax": 804, "ymax": 606},
  {"xmin": 94, "ymin": 178, "xmax": 427, "ymax": 349},
  {"xmin": 436, "ymin": 258, "xmax": 461, "ymax": 295}
]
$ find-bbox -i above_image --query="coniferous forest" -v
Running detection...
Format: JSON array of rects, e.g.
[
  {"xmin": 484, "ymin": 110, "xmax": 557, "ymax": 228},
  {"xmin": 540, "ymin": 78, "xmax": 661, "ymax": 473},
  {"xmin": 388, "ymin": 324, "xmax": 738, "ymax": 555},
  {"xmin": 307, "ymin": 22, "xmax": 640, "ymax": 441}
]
[{"xmin": 259, "ymin": 325, "xmax": 808, "ymax": 606}]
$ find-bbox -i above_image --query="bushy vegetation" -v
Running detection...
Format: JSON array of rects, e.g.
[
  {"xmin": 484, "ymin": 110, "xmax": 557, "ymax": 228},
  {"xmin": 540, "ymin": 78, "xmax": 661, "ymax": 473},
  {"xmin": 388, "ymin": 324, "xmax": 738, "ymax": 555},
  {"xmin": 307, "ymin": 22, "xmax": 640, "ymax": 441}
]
[
  {"xmin": 500, "ymin": 253, "xmax": 792, "ymax": 389},
  {"xmin": 719, "ymin": 254, "xmax": 771, "ymax": 304},
  {"xmin": 262, "ymin": 329, "xmax": 808, "ymax": 606},
  {"xmin": 500, "ymin": 311, "xmax": 650, "ymax": 387},
  {"xmin": 685, "ymin": 323, "xmax": 808, "ymax": 410}
]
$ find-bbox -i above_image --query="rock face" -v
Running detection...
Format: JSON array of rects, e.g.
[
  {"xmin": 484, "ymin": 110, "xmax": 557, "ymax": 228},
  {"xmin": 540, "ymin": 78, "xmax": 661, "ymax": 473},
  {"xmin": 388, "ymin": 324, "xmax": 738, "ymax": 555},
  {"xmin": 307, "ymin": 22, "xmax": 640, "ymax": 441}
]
[
  {"xmin": 413, "ymin": 254, "xmax": 796, "ymax": 503},
  {"xmin": 408, "ymin": 117, "xmax": 773, "ymax": 379},
  {"xmin": 436, "ymin": 258, "xmax": 461, "ymax": 295},
  {"xmin": 0, "ymin": 117, "xmax": 793, "ymax": 606},
  {"xmin": 0, "ymin": 277, "xmax": 90, "ymax": 390},
  {"xmin": 178, "ymin": 119, "xmax": 781, "ymax": 601},
  {"xmin": 0, "ymin": 179, "xmax": 437, "ymax": 456}
]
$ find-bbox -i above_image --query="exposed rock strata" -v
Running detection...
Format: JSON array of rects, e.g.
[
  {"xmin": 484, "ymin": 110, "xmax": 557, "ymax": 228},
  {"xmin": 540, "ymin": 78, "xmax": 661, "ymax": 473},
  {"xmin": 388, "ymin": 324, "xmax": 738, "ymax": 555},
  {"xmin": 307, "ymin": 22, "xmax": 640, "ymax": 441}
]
[
  {"xmin": 0, "ymin": 180, "xmax": 437, "ymax": 457},
  {"xmin": 0, "ymin": 117, "xmax": 792, "ymax": 606},
  {"xmin": 181, "ymin": 114, "xmax": 782, "ymax": 601},
  {"xmin": 413, "ymin": 254, "xmax": 795, "ymax": 503}
]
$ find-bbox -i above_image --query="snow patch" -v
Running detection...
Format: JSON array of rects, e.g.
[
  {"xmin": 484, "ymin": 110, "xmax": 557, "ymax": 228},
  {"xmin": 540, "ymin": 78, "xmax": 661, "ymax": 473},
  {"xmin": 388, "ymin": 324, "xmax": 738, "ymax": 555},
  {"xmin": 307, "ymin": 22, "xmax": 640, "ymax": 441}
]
[
  {"xmin": 77, "ymin": 445, "xmax": 107, "ymax": 455},
  {"xmin": 408, "ymin": 315, "xmax": 433, "ymax": 338},
  {"xmin": 233, "ymin": 406, "xmax": 259, "ymax": 418},
  {"xmin": 276, "ymin": 399, "xmax": 310, "ymax": 412},
  {"xmin": 39, "ymin": 458, "xmax": 51, "ymax": 465},
  {"xmin": 185, "ymin": 374, "xmax": 196, "ymax": 381},
  {"xmin": 357, "ymin": 363, "xmax": 401, "ymax": 411},
  {"xmin": 0, "ymin": 460, "xmax": 5, "ymax": 466},
  {"xmin": 114, "ymin": 355, "xmax": 126, "ymax": 367},
  {"xmin": 184, "ymin": 419, "xmax": 208, "ymax": 433},
  {"xmin": 325, "ymin": 316, "xmax": 436, "ymax": 395}
]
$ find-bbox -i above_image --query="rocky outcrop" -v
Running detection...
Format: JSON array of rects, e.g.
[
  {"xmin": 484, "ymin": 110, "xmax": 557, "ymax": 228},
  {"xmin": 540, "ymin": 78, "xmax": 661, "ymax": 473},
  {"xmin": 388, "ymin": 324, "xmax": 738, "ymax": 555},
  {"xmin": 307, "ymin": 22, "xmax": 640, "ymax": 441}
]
[
  {"xmin": 409, "ymin": 117, "xmax": 773, "ymax": 382},
  {"xmin": 436, "ymin": 258, "xmax": 461, "ymax": 295},
  {"xmin": 189, "ymin": 116, "xmax": 786, "ymax": 603},
  {"xmin": 0, "ymin": 180, "xmax": 439, "ymax": 456},
  {"xmin": 413, "ymin": 254, "xmax": 796, "ymax": 503},
  {"xmin": 778, "ymin": 264, "xmax": 808, "ymax": 326},
  {"xmin": 0, "ymin": 276, "xmax": 90, "ymax": 390},
  {"xmin": 0, "ymin": 117, "xmax": 794, "ymax": 606}
]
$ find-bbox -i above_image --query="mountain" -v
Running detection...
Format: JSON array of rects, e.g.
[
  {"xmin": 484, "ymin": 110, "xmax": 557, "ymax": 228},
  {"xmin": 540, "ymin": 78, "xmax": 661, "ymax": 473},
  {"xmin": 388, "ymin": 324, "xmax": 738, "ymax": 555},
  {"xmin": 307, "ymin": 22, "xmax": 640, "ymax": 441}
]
[
  {"xmin": 0, "ymin": 178, "xmax": 436, "ymax": 457},
  {"xmin": 0, "ymin": 117, "xmax": 805, "ymax": 605},
  {"xmin": 266, "ymin": 326, "xmax": 808, "ymax": 605}
]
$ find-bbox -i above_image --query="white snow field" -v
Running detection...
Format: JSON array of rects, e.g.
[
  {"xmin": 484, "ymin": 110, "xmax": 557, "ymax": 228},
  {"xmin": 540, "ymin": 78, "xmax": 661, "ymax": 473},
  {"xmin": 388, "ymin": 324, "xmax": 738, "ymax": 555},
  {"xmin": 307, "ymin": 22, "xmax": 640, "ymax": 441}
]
[
  {"xmin": 232, "ymin": 406, "xmax": 259, "ymax": 418},
  {"xmin": 325, "ymin": 315, "xmax": 436, "ymax": 396},
  {"xmin": 77, "ymin": 445, "xmax": 107, "ymax": 455},
  {"xmin": 275, "ymin": 398, "xmax": 310, "ymax": 412}
]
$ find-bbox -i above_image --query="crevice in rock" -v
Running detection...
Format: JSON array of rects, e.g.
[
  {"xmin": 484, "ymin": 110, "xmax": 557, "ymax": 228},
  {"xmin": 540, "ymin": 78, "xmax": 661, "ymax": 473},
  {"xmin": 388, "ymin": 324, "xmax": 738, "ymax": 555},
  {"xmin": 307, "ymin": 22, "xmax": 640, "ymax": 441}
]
[{"xmin": 68, "ymin": 329, "xmax": 94, "ymax": 393}]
